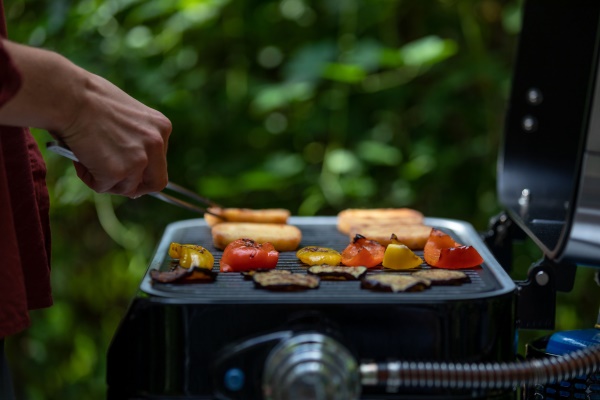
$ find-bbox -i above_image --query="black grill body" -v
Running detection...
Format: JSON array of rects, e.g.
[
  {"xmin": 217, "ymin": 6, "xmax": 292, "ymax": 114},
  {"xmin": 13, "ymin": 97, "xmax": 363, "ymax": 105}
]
[{"xmin": 107, "ymin": 217, "xmax": 517, "ymax": 400}]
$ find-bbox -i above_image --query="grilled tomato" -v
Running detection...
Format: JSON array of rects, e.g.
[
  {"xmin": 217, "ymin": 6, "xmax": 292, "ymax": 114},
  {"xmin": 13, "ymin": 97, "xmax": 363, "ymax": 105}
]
[
  {"xmin": 382, "ymin": 234, "xmax": 423, "ymax": 270},
  {"xmin": 219, "ymin": 238, "xmax": 279, "ymax": 272},
  {"xmin": 423, "ymin": 229, "xmax": 483, "ymax": 269},
  {"xmin": 296, "ymin": 246, "xmax": 342, "ymax": 266},
  {"xmin": 168, "ymin": 243, "xmax": 214, "ymax": 270},
  {"xmin": 341, "ymin": 234, "xmax": 385, "ymax": 268}
]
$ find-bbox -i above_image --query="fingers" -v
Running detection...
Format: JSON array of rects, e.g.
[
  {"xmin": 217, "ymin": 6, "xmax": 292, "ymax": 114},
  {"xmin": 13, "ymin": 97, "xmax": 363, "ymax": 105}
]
[
  {"xmin": 75, "ymin": 158, "xmax": 167, "ymax": 198},
  {"xmin": 72, "ymin": 127, "xmax": 170, "ymax": 197},
  {"xmin": 111, "ymin": 149, "xmax": 168, "ymax": 198},
  {"xmin": 131, "ymin": 146, "xmax": 169, "ymax": 197},
  {"xmin": 127, "ymin": 115, "xmax": 171, "ymax": 197},
  {"xmin": 55, "ymin": 71, "xmax": 173, "ymax": 197},
  {"xmin": 73, "ymin": 162, "xmax": 96, "ymax": 189},
  {"xmin": 79, "ymin": 153, "xmax": 168, "ymax": 198}
]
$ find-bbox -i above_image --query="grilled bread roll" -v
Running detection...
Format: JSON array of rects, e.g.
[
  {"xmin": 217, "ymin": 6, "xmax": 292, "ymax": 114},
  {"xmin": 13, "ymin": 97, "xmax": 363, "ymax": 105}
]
[
  {"xmin": 204, "ymin": 207, "xmax": 290, "ymax": 227},
  {"xmin": 211, "ymin": 222, "xmax": 302, "ymax": 251},
  {"xmin": 348, "ymin": 223, "xmax": 432, "ymax": 250},
  {"xmin": 337, "ymin": 208, "xmax": 424, "ymax": 234}
]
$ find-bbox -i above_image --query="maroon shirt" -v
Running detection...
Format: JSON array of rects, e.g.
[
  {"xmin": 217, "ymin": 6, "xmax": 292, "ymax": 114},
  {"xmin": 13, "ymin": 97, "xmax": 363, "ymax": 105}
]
[{"xmin": 0, "ymin": 1, "xmax": 53, "ymax": 338}]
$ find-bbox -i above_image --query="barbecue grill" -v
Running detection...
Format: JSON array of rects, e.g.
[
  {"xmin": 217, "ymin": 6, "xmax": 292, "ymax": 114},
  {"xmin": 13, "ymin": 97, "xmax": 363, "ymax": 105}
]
[
  {"xmin": 107, "ymin": 217, "xmax": 516, "ymax": 400},
  {"xmin": 106, "ymin": 0, "xmax": 600, "ymax": 398}
]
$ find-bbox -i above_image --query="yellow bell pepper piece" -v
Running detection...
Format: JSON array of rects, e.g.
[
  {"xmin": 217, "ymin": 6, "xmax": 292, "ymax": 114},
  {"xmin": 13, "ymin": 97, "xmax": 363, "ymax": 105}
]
[
  {"xmin": 296, "ymin": 246, "xmax": 342, "ymax": 266},
  {"xmin": 169, "ymin": 242, "xmax": 183, "ymax": 259},
  {"xmin": 382, "ymin": 243, "xmax": 423, "ymax": 270},
  {"xmin": 169, "ymin": 242, "xmax": 214, "ymax": 270}
]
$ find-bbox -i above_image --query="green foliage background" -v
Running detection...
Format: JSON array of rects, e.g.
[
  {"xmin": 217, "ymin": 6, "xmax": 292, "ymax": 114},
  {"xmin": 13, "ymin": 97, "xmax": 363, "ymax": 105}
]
[{"xmin": 4, "ymin": 0, "xmax": 599, "ymax": 399}]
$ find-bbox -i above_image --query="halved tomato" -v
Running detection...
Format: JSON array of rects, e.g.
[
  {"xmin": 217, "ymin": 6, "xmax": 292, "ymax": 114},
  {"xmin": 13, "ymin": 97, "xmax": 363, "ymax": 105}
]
[
  {"xmin": 219, "ymin": 238, "xmax": 279, "ymax": 272},
  {"xmin": 341, "ymin": 234, "xmax": 385, "ymax": 268},
  {"xmin": 423, "ymin": 229, "xmax": 483, "ymax": 269}
]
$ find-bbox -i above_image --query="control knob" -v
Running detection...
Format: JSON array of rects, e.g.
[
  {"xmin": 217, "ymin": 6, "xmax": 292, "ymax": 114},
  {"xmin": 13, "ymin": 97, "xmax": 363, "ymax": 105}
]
[{"xmin": 262, "ymin": 333, "xmax": 360, "ymax": 400}]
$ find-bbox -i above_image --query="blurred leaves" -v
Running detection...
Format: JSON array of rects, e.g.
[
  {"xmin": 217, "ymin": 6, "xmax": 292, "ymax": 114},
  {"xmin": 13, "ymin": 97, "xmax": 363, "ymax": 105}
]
[
  {"xmin": 251, "ymin": 82, "xmax": 314, "ymax": 114},
  {"xmin": 7, "ymin": 1, "xmax": 598, "ymax": 399},
  {"xmin": 284, "ymin": 40, "xmax": 337, "ymax": 83},
  {"xmin": 322, "ymin": 63, "xmax": 367, "ymax": 83},
  {"xmin": 356, "ymin": 140, "xmax": 402, "ymax": 166}
]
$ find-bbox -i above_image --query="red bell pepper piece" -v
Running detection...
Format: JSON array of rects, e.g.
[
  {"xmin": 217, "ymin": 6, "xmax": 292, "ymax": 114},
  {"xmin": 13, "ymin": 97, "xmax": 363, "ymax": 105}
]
[{"xmin": 423, "ymin": 229, "xmax": 483, "ymax": 269}]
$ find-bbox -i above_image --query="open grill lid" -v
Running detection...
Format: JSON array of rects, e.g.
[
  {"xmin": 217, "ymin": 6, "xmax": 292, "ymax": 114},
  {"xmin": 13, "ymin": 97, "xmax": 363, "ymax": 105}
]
[{"xmin": 497, "ymin": 0, "xmax": 600, "ymax": 267}]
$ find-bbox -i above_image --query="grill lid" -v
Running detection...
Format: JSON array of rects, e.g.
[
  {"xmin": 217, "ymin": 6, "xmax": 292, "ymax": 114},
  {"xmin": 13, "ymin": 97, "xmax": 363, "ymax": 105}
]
[{"xmin": 498, "ymin": 0, "xmax": 600, "ymax": 267}]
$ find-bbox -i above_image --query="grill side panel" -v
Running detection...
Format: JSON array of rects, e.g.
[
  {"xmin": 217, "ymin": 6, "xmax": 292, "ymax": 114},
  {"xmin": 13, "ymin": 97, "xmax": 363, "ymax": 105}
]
[{"xmin": 107, "ymin": 293, "xmax": 516, "ymax": 399}]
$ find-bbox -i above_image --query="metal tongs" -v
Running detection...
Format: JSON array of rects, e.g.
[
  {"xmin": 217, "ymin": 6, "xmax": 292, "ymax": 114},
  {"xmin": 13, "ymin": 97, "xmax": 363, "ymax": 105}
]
[{"xmin": 46, "ymin": 141, "xmax": 224, "ymax": 218}]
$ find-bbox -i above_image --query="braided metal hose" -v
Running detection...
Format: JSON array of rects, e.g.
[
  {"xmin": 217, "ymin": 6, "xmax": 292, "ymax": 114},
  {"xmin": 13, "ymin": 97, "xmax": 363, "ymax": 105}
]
[{"xmin": 360, "ymin": 345, "xmax": 600, "ymax": 391}]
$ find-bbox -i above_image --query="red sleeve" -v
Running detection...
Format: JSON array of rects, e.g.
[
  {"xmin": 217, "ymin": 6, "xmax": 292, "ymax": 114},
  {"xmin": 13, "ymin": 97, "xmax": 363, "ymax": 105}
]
[
  {"xmin": 0, "ymin": 116, "xmax": 53, "ymax": 340},
  {"xmin": 0, "ymin": 38, "xmax": 22, "ymax": 108},
  {"xmin": 0, "ymin": 2, "xmax": 52, "ymax": 338}
]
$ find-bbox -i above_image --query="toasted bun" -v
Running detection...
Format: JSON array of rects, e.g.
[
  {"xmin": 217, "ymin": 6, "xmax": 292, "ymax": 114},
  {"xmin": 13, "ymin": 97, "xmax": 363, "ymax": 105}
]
[
  {"xmin": 204, "ymin": 207, "xmax": 290, "ymax": 227},
  {"xmin": 211, "ymin": 222, "xmax": 302, "ymax": 252},
  {"xmin": 337, "ymin": 208, "xmax": 424, "ymax": 234},
  {"xmin": 348, "ymin": 223, "xmax": 432, "ymax": 250}
]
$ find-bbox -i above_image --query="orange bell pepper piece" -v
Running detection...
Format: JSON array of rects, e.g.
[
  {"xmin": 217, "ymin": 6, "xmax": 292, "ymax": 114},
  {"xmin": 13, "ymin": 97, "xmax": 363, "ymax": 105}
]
[{"xmin": 341, "ymin": 234, "xmax": 385, "ymax": 268}]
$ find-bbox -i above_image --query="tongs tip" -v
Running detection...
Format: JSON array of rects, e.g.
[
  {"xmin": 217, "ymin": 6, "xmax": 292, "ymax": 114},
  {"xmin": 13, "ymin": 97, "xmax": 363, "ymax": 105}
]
[{"xmin": 155, "ymin": 183, "xmax": 226, "ymax": 218}]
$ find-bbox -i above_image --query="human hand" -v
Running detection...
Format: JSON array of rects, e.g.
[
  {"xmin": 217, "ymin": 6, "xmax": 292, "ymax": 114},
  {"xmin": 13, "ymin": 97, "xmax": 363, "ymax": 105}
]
[
  {"xmin": 0, "ymin": 40, "xmax": 172, "ymax": 197},
  {"xmin": 57, "ymin": 73, "xmax": 172, "ymax": 198}
]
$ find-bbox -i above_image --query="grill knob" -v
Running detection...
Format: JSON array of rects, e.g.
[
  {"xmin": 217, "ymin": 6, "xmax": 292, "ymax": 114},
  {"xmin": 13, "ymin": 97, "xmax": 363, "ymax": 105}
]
[{"xmin": 262, "ymin": 333, "xmax": 360, "ymax": 400}]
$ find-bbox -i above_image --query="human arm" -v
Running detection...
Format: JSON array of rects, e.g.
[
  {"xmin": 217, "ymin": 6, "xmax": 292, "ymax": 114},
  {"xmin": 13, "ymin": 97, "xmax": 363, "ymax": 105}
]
[{"xmin": 0, "ymin": 39, "xmax": 171, "ymax": 197}]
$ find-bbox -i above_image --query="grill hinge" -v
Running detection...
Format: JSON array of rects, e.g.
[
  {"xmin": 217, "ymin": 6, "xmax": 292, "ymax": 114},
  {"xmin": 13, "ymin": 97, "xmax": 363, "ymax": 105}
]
[{"xmin": 516, "ymin": 258, "xmax": 577, "ymax": 330}]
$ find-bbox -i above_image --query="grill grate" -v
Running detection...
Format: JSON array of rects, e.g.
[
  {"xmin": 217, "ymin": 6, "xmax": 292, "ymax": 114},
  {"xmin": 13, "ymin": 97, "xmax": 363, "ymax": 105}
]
[{"xmin": 140, "ymin": 217, "xmax": 514, "ymax": 303}]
